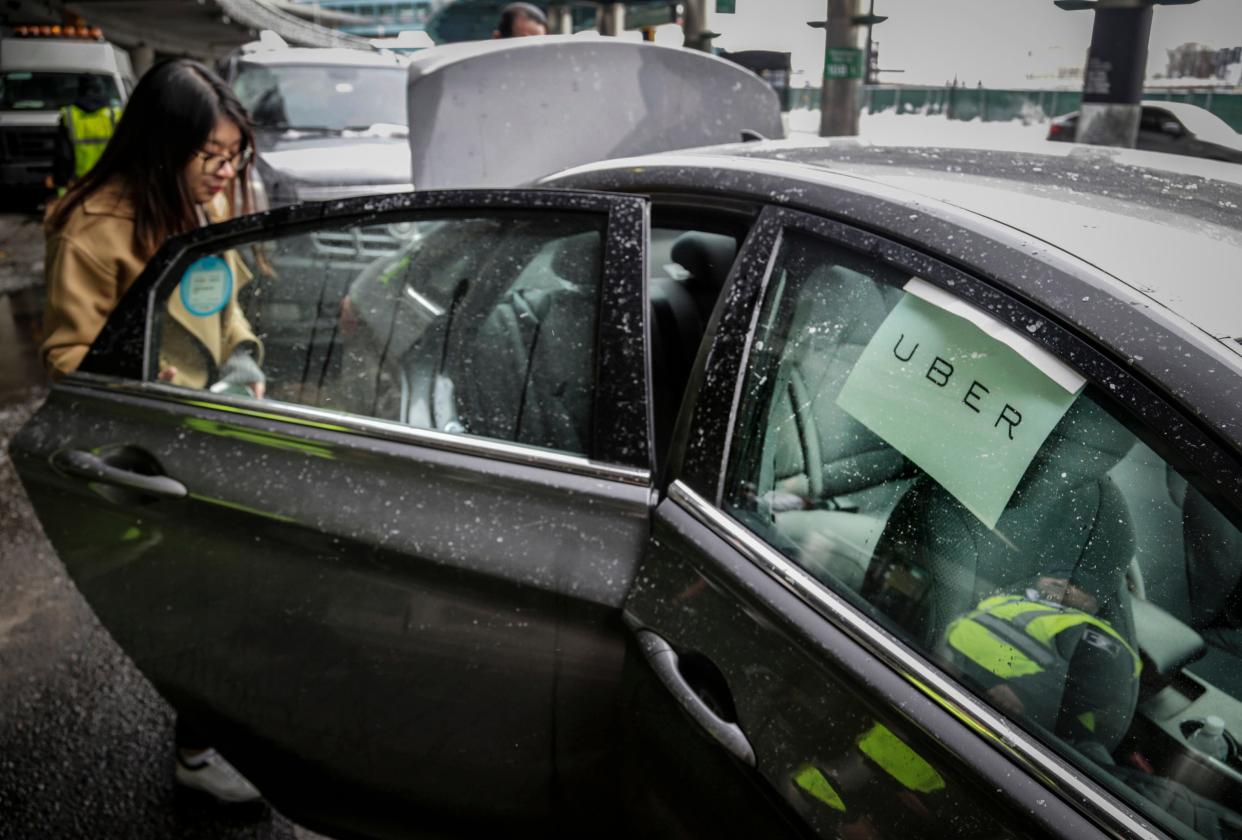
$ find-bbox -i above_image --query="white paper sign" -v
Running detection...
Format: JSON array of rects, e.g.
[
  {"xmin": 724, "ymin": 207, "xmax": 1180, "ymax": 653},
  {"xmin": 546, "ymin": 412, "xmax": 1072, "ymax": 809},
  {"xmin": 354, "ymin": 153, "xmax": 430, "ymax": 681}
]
[{"xmin": 836, "ymin": 280, "xmax": 1084, "ymax": 528}]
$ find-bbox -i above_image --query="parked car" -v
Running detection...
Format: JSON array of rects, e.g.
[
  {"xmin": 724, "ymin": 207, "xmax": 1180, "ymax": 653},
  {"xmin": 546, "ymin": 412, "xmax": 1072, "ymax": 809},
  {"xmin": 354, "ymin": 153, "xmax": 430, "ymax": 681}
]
[
  {"xmin": 12, "ymin": 37, "xmax": 1242, "ymax": 840},
  {"xmin": 1048, "ymin": 100, "xmax": 1242, "ymax": 163},
  {"xmin": 219, "ymin": 37, "xmax": 412, "ymax": 206},
  {"xmin": 0, "ymin": 25, "xmax": 133, "ymax": 200}
]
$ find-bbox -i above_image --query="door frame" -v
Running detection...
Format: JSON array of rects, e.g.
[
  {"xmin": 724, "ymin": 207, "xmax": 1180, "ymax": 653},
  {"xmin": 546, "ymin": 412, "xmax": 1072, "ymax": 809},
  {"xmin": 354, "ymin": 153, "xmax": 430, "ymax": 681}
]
[{"xmin": 643, "ymin": 201, "xmax": 1242, "ymax": 839}]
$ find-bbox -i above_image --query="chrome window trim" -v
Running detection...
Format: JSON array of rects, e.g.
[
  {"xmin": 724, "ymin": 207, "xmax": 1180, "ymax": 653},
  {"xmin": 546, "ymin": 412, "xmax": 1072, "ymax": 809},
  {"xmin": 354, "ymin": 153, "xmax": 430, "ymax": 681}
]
[
  {"xmin": 60, "ymin": 373, "xmax": 652, "ymax": 487},
  {"xmin": 667, "ymin": 479, "xmax": 1163, "ymax": 840}
]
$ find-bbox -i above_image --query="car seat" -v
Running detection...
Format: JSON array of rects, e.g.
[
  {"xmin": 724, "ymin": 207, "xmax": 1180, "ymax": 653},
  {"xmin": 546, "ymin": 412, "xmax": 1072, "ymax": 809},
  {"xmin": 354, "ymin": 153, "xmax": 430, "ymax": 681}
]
[
  {"xmin": 870, "ymin": 397, "xmax": 1140, "ymax": 751},
  {"xmin": 648, "ymin": 231, "xmax": 737, "ymax": 469},
  {"xmin": 1108, "ymin": 449, "xmax": 1242, "ymax": 695},
  {"xmin": 669, "ymin": 232, "xmax": 736, "ymax": 325},
  {"xmin": 449, "ymin": 230, "xmax": 601, "ymax": 453},
  {"xmin": 753, "ymin": 264, "xmax": 913, "ymax": 591},
  {"xmin": 1179, "ymin": 487, "xmax": 1242, "ymax": 695}
]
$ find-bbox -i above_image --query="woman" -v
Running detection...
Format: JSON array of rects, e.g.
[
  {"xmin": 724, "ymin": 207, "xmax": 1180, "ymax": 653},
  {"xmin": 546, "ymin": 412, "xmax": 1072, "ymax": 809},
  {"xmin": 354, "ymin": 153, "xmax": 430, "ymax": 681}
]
[
  {"xmin": 43, "ymin": 57, "xmax": 264, "ymax": 398},
  {"xmin": 41, "ymin": 58, "xmax": 264, "ymax": 805}
]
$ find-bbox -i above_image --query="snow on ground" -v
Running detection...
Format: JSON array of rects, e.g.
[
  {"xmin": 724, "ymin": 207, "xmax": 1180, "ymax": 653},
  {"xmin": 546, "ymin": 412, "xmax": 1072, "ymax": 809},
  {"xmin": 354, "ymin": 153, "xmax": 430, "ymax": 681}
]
[{"xmin": 786, "ymin": 108, "xmax": 1055, "ymax": 151}]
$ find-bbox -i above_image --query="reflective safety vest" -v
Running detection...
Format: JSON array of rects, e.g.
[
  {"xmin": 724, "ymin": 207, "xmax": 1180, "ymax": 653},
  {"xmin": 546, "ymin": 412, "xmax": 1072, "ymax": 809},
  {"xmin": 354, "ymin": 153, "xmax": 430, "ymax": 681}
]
[
  {"xmin": 60, "ymin": 104, "xmax": 121, "ymax": 179},
  {"xmin": 946, "ymin": 592, "xmax": 1142, "ymax": 744},
  {"xmin": 947, "ymin": 593, "xmax": 1141, "ymax": 681}
]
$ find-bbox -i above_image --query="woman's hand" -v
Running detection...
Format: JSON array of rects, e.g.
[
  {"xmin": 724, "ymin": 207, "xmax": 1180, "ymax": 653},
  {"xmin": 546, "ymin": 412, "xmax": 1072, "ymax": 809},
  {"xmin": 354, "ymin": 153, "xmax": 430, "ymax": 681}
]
[
  {"xmin": 339, "ymin": 296, "xmax": 358, "ymax": 338},
  {"xmin": 249, "ymin": 381, "xmax": 266, "ymax": 399},
  {"xmin": 158, "ymin": 365, "xmax": 178, "ymax": 382}
]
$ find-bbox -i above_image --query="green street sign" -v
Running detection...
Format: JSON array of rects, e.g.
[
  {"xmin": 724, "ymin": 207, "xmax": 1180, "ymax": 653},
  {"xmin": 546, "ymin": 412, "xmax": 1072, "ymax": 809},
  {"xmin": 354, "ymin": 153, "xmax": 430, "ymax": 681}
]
[
  {"xmin": 824, "ymin": 47, "xmax": 864, "ymax": 80},
  {"xmin": 716, "ymin": 0, "xmax": 736, "ymax": 12}
]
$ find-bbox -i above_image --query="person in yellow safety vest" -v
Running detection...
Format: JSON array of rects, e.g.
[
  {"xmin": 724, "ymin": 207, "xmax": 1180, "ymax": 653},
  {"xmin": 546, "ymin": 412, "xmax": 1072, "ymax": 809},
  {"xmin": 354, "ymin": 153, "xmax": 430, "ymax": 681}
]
[
  {"xmin": 52, "ymin": 75, "xmax": 122, "ymax": 196},
  {"xmin": 944, "ymin": 575, "xmax": 1142, "ymax": 750}
]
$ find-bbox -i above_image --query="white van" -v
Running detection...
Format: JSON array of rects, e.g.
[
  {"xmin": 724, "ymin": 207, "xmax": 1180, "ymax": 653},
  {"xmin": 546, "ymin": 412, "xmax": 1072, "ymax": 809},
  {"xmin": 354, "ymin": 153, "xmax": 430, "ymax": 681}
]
[{"xmin": 0, "ymin": 27, "xmax": 135, "ymax": 196}]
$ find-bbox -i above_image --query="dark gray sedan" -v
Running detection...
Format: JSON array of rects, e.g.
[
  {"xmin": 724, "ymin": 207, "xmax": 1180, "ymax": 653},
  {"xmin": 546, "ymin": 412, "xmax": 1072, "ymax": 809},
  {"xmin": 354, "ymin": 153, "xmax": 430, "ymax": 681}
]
[{"xmin": 12, "ymin": 136, "xmax": 1242, "ymax": 840}]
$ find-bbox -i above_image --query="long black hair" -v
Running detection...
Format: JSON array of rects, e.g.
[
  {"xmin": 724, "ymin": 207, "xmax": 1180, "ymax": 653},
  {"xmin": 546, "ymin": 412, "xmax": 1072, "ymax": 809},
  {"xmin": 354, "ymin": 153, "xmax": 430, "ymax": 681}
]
[{"xmin": 49, "ymin": 58, "xmax": 255, "ymax": 258}]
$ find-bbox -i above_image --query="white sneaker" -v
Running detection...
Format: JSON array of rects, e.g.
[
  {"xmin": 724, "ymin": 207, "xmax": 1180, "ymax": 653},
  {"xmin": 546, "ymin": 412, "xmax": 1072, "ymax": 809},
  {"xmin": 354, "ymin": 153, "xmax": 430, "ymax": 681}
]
[{"xmin": 175, "ymin": 749, "xmax": 263, "ymax": 803}]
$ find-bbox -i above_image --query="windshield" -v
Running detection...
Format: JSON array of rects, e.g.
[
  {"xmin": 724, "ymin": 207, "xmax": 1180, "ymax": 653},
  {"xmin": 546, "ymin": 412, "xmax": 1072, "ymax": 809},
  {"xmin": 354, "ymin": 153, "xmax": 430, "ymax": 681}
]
[
  {"xmin": 233, "ymin": 62, "xmax": 408, "ymax": 133},
  {"xmin": 0, "ymin": 71, "xmax": 120, "ymax": 111}
]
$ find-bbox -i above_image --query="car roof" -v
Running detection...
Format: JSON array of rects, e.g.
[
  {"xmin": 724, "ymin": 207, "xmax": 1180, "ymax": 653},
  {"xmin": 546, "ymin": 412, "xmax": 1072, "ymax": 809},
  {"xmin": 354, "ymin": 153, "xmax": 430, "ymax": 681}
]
[
  {"xmin": 239, "ymin": 48, "xmax": 408, "ymax": 68},
  {"xmin": 581, "ymin": 139, "xmax": 1242, "ymax": 348},
  {"xmin": 550, "ymin": 139, "xmax": 1242, "ymax": 450}
]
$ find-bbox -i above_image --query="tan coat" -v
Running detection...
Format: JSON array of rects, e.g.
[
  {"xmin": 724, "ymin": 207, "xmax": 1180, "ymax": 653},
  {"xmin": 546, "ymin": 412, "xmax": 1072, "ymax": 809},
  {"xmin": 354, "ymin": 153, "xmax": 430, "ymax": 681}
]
[{"xmin": 42, "ymin": 181, "xmax": 259, "ymax": 389}]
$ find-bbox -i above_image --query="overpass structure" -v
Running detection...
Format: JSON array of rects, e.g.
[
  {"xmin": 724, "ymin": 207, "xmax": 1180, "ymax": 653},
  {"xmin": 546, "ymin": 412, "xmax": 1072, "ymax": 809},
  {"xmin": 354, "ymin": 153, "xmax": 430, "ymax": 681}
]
[
  {"xmin": 4, "ymin": 0, "xmax": 711, "ymax": 72},
  {"xmin": 426, "ymin": 0, "xmax": 681, "ymax": 42},
  {"xmin": 5, "ymin": 0, "xmax": 370, "ymax": 68}
]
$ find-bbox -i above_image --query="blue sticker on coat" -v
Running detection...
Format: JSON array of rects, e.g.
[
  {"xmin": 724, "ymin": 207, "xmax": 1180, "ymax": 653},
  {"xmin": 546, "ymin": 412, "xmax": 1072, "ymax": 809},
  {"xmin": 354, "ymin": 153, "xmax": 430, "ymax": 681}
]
[{"xmin": 179, "ymin": 255, "xmax": 233, "ymax": 317}]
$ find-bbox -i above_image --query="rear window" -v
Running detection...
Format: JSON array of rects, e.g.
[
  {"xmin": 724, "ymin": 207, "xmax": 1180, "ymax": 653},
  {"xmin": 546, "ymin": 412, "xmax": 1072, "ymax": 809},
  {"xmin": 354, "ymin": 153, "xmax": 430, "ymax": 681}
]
[{"xmin": 0, "ymin": 71, "xmax": 120, "ymax": 110}]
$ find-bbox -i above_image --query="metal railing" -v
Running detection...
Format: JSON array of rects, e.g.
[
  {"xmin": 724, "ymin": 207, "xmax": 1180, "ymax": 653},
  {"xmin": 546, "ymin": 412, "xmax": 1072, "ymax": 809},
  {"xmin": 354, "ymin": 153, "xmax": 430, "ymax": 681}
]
[{"xmin": 788, "ymin": 84, "xmax": 1242, "ymax": 132}]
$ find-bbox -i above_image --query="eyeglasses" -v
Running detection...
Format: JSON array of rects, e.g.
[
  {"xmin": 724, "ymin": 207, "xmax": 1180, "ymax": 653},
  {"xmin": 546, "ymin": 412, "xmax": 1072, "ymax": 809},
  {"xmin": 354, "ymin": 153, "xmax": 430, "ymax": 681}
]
[{"xmin": 195, "ymin": 147, "xmax": 254, "ymax": 174}]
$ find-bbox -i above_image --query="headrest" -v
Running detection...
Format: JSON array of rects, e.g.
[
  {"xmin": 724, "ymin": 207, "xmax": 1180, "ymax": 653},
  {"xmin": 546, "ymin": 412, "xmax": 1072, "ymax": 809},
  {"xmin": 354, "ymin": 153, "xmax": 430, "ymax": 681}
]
[
  {"xmin": 671, "ymin": 232, "xmax": 737, "ymax": 291},
  {"xmin": 1015, "ymin": 397, "xmax": 1135, "ymax": 499},
  {"xmin": 549, "ymin": 230, "xmax": 602, "ymax": 286}
]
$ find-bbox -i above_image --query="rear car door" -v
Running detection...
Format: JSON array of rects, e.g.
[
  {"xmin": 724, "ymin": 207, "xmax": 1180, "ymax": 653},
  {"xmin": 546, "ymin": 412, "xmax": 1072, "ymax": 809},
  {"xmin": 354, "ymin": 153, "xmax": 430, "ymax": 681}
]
[
  {"xmin": 625, "ymin": 204, "xmax": 1242, "ymax": 839},
  {"xmin": 11, "ymin": 189, "xmax": 651, "ymax": 837}
]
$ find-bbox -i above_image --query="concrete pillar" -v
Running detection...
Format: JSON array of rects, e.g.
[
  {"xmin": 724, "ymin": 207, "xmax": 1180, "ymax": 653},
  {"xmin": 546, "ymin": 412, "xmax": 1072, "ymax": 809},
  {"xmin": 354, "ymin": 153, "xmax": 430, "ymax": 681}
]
[
  {"xmin": 547, "ymin": 4, "xmax": 574, "ymax": 35},
  {"xmin": 818, "ymin": 0, "xmax": 863, "ymax": 136},
  {"xmin": 683, "ymin": 0, "xmax": 712, "ymax": 52},
  {"xmin": 1075, "ymin": 0, "xmax": 1153, "ymax": 148},
  {"xmin": 598, "ymin": 2, "xmax": 625, "ymax": 36},
  {"xmin": 131, "ymin": 43, "xmax": 155, "ymax": 79}
]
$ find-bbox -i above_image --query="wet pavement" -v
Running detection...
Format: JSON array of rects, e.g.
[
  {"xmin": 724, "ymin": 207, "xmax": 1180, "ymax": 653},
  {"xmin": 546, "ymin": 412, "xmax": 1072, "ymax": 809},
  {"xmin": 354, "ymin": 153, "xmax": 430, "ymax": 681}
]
[
  {"xmin": 0, "ymin": 208, "xmax": 324, "ymax": 839},
  {"xmin": 0, "ymin": 209, "xmax": 49, "ymax": 404}
]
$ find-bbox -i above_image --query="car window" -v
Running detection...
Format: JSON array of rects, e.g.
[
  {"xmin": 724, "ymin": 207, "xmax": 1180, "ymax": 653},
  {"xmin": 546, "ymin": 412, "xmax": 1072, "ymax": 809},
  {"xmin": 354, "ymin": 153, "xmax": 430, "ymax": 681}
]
[
  {"xmin": 233, "ymin": 62, "xmax": 408, "ymax": 132},
  {"xmin": 1140, "ymin": 107, "xmax": 1181, "ymax": 135},
  {"xmin": 151, "ymin": 211, "xmax": 605, "ymax": 457},
  {"xmin": 0, "ymin": 71, "xmax": 120, "ymax": 110},
  {"xmin": 723, "ymin": 229, "xmax": 1242, "ymax": 840}
]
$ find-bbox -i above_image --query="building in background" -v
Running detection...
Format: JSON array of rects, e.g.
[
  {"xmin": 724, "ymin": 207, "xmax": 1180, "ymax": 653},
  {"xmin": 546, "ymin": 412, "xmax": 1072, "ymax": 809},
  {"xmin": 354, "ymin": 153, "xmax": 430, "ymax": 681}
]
[
  {"xmin": 1160, "ymin": 42, "xmax": 1242, "ymax": 86},
  {"xmin": 290, "ymin": 0, "xmax": 448, "ymax": 37}
]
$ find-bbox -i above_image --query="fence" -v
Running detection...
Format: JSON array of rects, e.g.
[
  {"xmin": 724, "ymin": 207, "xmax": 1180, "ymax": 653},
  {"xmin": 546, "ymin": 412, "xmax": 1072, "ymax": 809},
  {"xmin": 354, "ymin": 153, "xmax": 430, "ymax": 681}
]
[{"xmin": 790, "ymin": 85, "xmax": 1242, "ymax": 133}]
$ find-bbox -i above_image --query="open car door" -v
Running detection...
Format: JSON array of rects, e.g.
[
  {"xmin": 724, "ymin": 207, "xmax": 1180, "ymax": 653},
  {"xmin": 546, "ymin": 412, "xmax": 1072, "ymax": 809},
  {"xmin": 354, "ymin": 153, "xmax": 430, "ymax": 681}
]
[{"xmin": 11, "ymin": 189, "xmax": 652, "ymax": 837}]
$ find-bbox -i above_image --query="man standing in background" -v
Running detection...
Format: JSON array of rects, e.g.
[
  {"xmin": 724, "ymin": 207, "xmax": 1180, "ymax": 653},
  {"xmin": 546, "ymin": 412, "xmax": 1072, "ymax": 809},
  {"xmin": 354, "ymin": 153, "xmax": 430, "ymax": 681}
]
[
  {"xmin": 492, "ymin": 2, "xmax": 549, "ymax": 38},
  {"xmin": 52, "ymin": 75, "xmax": 121, "ymax": 196}
]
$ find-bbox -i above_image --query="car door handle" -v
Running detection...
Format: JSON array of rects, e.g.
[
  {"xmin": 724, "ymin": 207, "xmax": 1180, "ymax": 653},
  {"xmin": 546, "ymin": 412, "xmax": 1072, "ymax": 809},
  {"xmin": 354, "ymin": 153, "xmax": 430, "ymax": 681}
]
[
  {"xmin": 636, "ymin": 629, "xmax": 756, "ymax": 767},
  {"xmin": 51, "ymin": 449, "xmax": 187, "ymax": 500}
]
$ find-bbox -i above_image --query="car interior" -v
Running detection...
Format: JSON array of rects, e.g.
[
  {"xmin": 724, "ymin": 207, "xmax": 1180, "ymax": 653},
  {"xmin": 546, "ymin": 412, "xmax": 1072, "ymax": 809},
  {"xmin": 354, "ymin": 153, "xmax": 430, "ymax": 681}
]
[
  {"xmin": 190, "ymin": 208, "xmax": 748, "ymax": 468},
  {"xmin": 647, "ymin": 226, "xmax": 738, "ymax": 468},
  {"xmin": 725, "ymin": 233, "xmax": 1242, "ymax": 838}
]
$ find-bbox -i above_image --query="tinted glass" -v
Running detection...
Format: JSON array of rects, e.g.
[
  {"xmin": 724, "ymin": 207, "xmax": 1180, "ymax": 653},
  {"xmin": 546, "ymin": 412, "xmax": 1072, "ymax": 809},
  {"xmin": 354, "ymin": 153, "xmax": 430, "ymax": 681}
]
[
  {"xmin": 0, "ymin": 71, "xmax": 120, "ymax": 110},
  {"xmin": 151, "ymin": 211, "xmax": 604, "ymax": 457},
  {"xmin": 233, "ymin": 63, "xmax": 408, "ymax": 132},
  {"xmin": 725, "ymin": 230, "xmax": 1242, "ymax": 839}
]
